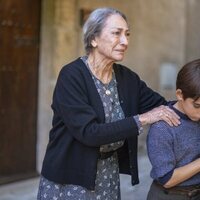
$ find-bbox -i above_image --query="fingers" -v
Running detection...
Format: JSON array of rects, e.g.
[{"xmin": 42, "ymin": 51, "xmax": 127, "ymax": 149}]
[
  {"xmin": 139, "ymin": 105, "xmax": 181, "ymax": 126},
  {"xmin": 162, "ymin": 106, "xmax": 180, "ymax": 127}
]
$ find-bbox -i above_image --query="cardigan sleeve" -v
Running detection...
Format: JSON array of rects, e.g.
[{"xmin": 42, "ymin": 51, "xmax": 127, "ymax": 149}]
[{"xmin": 52, "ymin": 66, "xmax": 139, "ymax": 147}]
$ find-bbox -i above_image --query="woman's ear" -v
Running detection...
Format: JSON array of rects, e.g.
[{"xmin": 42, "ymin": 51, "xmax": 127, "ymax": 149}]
[
  {"xmin": 176, "ymin": 89, "xmax": 184, "ymax": 101},
  {"xmin": 91, "ymin": 40, "xmax": 97, "ymax": 48}
]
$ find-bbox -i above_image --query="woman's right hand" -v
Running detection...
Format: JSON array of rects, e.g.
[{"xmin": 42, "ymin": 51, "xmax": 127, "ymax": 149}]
[{"xmin": 138, "ymin": 105, "xmax": 181, "ymax": 126}]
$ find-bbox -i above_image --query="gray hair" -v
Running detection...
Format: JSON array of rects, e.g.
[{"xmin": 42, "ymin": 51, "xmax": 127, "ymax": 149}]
[{"xmin": 83, "ymin": 7, "xmax": 128, "ymax": 55}]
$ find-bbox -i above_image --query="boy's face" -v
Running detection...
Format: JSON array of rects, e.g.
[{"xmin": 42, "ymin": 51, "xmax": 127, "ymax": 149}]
[
  {"xmin": 181, "ymin": 98, "xmax": 200, "ymax": 121},
  {"xmin": 176, "ymin": 90, "xmax": 200, "ymax": 122}
]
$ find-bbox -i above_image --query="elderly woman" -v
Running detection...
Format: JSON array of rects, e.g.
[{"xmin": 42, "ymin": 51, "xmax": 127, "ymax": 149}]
[{"xmin": 37, "ymin": 7, "xmax": 180, "ymax": 200}]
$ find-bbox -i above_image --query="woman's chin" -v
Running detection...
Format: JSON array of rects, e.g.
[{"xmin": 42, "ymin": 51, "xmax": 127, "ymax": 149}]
[{"xmin": 113, "ymin": 55, "xmax": 124, "ymax": 62}]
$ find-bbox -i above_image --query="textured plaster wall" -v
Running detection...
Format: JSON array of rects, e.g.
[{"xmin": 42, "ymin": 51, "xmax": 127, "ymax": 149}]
[
  {"xmin": 128, "ymin": 0, "xmax": 186, "ymax": 88},
  {"xmin": 185, "ymin": 0, "xmax": 200, "ymax": 61}
]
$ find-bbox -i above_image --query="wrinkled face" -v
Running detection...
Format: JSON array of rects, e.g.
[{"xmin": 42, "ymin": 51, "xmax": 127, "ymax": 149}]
[
  {"xmin": 92, "ymin": 14, "xmax": 130, "ymax": 62},
  {"xmin": 179, "ymin": 97, "xmax": 200, "ymax": 122}
]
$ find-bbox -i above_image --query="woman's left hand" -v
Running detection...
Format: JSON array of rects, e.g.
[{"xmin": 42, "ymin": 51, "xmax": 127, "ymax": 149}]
[{"xmin": 138, "ymin": 105, "xmax": 181, "ymax": 126}]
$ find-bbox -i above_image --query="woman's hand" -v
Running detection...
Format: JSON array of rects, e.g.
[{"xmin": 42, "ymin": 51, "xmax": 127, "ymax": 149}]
[{"xmin": 138, "ymin": 105, "xmax": 180, "ymax": 126}]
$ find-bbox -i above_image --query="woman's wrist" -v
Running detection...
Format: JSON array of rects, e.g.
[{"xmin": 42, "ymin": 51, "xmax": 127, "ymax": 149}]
[{"xmin": 138, "ymin": 113, "xmax": 151, "ymax": 126}]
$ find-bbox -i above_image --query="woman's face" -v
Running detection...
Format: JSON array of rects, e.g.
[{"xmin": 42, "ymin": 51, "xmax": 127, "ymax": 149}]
[{"xmin": 92, "ymin": 14, "xmax": 130, "ymax": 62}]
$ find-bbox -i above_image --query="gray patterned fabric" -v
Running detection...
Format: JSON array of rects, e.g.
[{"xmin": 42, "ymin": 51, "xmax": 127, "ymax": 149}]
[
  {"xmin": 38, "ymin": 154, "xmax": 120, "ymax": 200},
  {"xmin": 37, "ymin": 57, "xmax": 125, "ymax": 200}
]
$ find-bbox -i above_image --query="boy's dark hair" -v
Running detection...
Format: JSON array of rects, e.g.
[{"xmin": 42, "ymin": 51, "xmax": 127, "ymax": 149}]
[{"xmin": 176, "ymin": 59, "xmax": 200, "ymax": 100}]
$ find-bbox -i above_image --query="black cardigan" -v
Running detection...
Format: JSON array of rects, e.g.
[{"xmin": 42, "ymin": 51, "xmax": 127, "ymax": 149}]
[{"xmin": 41, "ymin": 58, "xmax": 166, "ymax": 190}]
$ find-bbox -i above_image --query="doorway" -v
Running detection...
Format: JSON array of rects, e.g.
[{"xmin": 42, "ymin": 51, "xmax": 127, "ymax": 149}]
[{"xmin": 0, "ymin": 0, "xmax": 41, "ymax": 184}]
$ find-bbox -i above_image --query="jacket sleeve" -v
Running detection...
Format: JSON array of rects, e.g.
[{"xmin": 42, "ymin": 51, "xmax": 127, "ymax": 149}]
[{"xmin": 52, "ymin": 66, "xmax": 139, "ymax": 147}]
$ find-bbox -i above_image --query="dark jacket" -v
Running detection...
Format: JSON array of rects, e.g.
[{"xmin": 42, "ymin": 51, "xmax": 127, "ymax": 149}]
[{"xmin": 41, "ymin": 57, "xmax": 166, "ymax": 190}]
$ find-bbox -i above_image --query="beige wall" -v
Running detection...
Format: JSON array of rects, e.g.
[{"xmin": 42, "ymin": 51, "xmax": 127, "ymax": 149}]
[
  {"xmin": 185, "ymin": 0, "xmax": 200, "ymax": 61},
  {"xmin": 37, "ymin": 0, "xmax": 200, "ymax": 171}
]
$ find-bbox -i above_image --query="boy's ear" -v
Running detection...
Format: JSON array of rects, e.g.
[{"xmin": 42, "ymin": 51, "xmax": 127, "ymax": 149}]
[{"xmin": 176, "ymin": 89, "xmax": 184, "ymax": 100}]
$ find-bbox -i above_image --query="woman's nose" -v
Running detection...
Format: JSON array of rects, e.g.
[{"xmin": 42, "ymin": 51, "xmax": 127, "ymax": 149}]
[{"xmin": 120, "ymin": 34, "xmax": 128, "ymax": 45}]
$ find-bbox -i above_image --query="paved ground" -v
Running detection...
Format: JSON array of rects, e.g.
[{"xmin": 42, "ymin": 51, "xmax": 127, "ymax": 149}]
[{"xmin": 0, "ymin": 151, "xmax": 152, "ymax": 200}]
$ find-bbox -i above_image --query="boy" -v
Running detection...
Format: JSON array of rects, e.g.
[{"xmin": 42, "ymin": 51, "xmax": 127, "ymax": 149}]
[{"xmin": 147, "ymin": 59, "xmax": 200, "ymax": 200}]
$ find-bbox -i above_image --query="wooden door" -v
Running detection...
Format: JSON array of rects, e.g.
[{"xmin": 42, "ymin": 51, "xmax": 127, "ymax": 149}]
[{"xmin": 0, "ymin": 0, "xmax": 41, "ymax": 184}]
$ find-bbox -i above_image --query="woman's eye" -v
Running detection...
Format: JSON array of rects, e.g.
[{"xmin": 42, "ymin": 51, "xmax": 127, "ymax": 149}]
[{"xmin": 112, "ymin": 31, "xmax": 120, "ymax": 36}]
